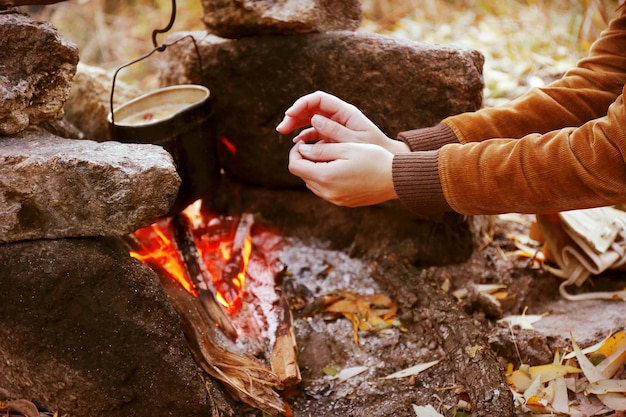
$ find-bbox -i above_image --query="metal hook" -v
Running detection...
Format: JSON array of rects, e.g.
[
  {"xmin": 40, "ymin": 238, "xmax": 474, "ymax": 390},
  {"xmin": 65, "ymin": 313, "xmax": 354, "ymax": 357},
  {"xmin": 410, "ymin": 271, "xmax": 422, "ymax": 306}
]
[
  {"xmin": 109, "ymin": 0, "xmax": 206, "ymax": 134},
  {"xmin": 152, "ymin": 0, "xmax": 177, "ymax": 49}
]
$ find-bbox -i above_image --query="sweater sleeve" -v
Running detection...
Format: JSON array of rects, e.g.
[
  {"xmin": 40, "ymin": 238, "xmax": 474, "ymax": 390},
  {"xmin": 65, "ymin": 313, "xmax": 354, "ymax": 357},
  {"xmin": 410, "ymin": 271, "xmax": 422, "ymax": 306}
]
[
  {"xmin": 441, "ymin": 89, "xmax": 626, "ymax": 215},
  {"xmin": 393, "ymin": 5, "xmax": 626, "ymax": 217},
  {"xmin": 397, "ymin": 124, "xmax": 459, "ymax": 151}
]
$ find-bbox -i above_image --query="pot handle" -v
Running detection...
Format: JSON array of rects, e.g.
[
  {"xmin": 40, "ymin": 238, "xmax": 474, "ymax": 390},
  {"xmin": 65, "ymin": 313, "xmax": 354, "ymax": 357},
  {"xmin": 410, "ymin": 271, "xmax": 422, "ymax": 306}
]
[{"xmin": 109, "ymin": 0, "xmax": 205, "ymax": 133}]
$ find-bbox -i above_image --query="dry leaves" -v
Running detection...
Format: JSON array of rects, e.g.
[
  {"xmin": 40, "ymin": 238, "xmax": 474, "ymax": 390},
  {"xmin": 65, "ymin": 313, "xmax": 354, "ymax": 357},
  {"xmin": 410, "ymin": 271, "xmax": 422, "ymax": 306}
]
[
  {"xmin": 507, "ymin": 329, "xmax": 626, "ymax": 415},
  {"xmin": 320, "ymin": 290, "xmax": 406, "ymax": 345}
]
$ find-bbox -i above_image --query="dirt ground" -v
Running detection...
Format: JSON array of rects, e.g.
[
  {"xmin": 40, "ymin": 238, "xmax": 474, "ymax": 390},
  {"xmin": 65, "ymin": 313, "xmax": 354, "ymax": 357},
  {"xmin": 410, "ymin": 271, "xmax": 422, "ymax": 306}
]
[{"xmin": 267, "ymin": 213, "xmax": 625, "ymax": 417}]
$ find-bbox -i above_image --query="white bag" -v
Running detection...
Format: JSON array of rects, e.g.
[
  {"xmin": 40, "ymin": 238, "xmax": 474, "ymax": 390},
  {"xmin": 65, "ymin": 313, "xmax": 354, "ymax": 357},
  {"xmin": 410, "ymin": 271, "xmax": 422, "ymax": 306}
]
[{"xmin": 536, "ymin": 206, "xmax": 626, "ymax": 301}]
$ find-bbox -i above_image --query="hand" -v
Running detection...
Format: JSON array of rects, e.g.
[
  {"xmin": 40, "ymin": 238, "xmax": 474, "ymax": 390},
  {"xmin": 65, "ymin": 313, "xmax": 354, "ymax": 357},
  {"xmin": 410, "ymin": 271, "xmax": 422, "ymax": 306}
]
[
  {"xmin": 276, "ymin": 91, "xmax": 409, "ymax": 154},
  {"xmin": 288, "ymin": 141, "xmax": 398, "ymax": 207}
]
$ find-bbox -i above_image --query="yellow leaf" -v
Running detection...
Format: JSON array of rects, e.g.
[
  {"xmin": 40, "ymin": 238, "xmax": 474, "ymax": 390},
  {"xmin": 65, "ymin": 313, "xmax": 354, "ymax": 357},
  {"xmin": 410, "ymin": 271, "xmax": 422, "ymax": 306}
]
[
  {"xmin": 525, "ymin": 395, "xmax": 550, "ymax": 413},
  {"xmin": 528, "ymin": 363, "xmax": 582, "ymax": 383},
  {"xmin": 506, "ymin": 369, "xmax": 533, "ymax": 392},
  {"xmin": 590, "ymin": 330, "xmax": 626, "ymax": 365},
  {"xmin": 571, "ymin": 333, "xmax": 604, "ymax": 384}
]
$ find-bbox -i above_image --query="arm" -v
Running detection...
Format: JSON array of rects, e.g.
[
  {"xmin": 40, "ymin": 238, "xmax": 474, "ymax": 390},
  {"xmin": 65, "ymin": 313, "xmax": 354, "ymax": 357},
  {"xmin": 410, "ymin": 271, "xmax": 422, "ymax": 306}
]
[
  {"xmin": 445, "ymin": 5, "xmax": 626, "ymax": 143},
  {"xmin": 440, "ymin": 89, "xmax": 626, "ymax": 215}
]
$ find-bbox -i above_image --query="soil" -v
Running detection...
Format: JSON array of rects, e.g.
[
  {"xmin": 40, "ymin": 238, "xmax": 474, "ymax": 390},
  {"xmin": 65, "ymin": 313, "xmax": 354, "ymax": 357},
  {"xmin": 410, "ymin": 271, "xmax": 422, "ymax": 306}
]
[{"xmin": 258, "ymin": 213, "xmax": 626, "ymax": 417}]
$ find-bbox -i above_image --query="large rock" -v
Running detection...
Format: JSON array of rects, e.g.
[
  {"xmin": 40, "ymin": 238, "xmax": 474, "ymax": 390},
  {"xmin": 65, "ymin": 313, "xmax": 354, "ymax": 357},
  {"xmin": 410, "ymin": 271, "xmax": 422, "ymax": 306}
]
[
  {"xmin": 0, "ymin": 13, "xmax": 79, "ymax": 135},
  {"xmin": 201, "ymin": 0, "xmax": 362, "ymax": 38},
  {"xmin": 160, "ymin": 31, "xmax": 484, "ymax": 188},
  {"xmin": 0, "ymin": 128, "xmax": 180, "ymax": 243},
  {"xmin": 0, "ymin": 237, "xmax": 233, "ymax": 417},
  {"xmin": 64, "ymin": 63, "xmax": 144, "ymax": 141}
]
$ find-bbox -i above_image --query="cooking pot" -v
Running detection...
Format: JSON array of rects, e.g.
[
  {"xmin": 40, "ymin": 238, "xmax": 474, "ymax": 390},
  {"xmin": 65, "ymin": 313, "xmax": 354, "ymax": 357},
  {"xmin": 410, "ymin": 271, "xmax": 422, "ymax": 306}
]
[{"xmin": 108, "ymin": 84, "xmax": 220, "ymax": 213}]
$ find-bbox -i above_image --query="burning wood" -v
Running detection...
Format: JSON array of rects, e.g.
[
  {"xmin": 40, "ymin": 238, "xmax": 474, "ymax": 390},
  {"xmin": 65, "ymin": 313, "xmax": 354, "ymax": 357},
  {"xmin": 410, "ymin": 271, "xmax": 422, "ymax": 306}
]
[
  {"xmin": 218, "ymin": 212, "xmax": 254, "ymax": 310},
  {"xmin": 171, "ymin": 212, "xmax": 238, "ymax": 340},
  {"xmin": 126, "ymin": 203, "xmax": 301, "ymax": 415}
]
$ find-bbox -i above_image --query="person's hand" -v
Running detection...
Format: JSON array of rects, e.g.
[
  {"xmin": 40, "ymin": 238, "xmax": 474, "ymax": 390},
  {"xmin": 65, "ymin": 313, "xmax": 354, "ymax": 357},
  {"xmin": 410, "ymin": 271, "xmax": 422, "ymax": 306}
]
[
  {"xmin": 288, "ymin": 141, "xmax": 398, "ymax": 207},
  {"xmin": 276, "ymin": 91, "xmax": 409, "ymax": 154}
]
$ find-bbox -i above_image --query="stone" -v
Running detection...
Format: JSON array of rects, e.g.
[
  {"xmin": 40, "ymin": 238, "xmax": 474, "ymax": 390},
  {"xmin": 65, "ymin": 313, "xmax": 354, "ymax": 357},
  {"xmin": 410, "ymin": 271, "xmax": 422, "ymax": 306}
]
[
  {"xmin": 160, "ymin": 31, "xmax": 484, "ymax": 188},
  {"xmin": 64, "ymin": 62, "xmax": 144, "ymax": 142},
  {"xmin": 0, "ymin": 12, "xmax": 79, "ymax": 135},
  {"xmin": 0, "ymin": 237, "xmax": 233, "ymax": 417},
  {"xmin": 0, "ymin": 127, "xmax": 180, "ymax": 243},
  {"xmin": 201, "ymin": 0, "xmax": 362, "ymax": 38}
]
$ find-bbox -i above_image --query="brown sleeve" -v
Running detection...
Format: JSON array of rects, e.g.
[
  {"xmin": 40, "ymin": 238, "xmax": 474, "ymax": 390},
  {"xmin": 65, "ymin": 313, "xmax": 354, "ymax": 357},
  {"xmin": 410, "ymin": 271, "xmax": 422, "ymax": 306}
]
[
  {"xmin": 440, "ymin": 90, "xmax": 626, "ymax": 215},
  {"xmin": 397, "ymin": 124, "xmax": 459, "ymax": 151},
  {"xmin": 392, "ymin": 150, "xmax": 452, "ymax": 215},
  {"xmin": 443, "ymin": 6, "xmax": 626, "ymax": 144}
]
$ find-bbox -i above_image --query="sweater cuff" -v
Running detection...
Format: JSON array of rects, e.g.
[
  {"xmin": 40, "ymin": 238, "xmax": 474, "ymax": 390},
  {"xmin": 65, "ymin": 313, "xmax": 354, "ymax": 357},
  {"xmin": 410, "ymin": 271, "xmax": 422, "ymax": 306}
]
[
  {"xmin": 392, "ymin": 150, "xmax": 452, "ymax": 215},
  {"xmin": 397, "ymin": 123, "xmax": 459, "ymax": 152}
]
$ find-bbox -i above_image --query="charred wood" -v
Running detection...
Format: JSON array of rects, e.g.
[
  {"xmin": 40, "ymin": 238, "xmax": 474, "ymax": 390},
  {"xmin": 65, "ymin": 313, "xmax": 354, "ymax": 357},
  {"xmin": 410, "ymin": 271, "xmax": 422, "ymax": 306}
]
[
  {"xmin": 270, "ymin": 296, "xmax": 302, "ymax": 390},
  {"xmin": 172, "ymin": 212, "xmax": 238, "ymax": 340},
  {"xmin": 155, "ymin": 261, "xmax": 294, "ymax": 417},
  {"xmin": 219, "ymin": 212, "xmax": 254, "ymax": 309}
]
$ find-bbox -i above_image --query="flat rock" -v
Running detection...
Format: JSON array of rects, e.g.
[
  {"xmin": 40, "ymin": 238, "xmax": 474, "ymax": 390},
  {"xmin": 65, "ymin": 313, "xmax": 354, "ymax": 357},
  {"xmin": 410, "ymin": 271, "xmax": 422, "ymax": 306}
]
[
  {"xmin": 64, "ymin": 62, "xmax": 144, "ymax": 141},
  {"xmin": 0, "ymin": 237, "xmax": 231, "ymax": 417},
  {"xmin": 0, "ymin": 128, "xmax": 180, "ymax": 243},
  {"xmin": 201, "ymin": 0, "xmax": 362, "ymax": 38}
]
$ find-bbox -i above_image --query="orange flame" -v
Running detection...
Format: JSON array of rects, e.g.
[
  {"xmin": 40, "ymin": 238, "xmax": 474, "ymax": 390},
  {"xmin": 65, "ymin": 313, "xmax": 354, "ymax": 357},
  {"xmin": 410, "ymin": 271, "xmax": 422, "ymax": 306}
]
[
  {"xmin": 129, "ymin": 221, "xmax": 197, "ymax": 296},
  {"xmin": 129, "ymin": 202, "xmax": 252, "ymax": 313}
]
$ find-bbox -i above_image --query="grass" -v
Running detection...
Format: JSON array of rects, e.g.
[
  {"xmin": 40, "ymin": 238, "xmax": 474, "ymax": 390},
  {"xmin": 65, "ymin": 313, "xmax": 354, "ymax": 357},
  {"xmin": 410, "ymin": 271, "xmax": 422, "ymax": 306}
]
[{"xmin": 28, "ymin": 0, "xmax": 621, "ymax": 104}]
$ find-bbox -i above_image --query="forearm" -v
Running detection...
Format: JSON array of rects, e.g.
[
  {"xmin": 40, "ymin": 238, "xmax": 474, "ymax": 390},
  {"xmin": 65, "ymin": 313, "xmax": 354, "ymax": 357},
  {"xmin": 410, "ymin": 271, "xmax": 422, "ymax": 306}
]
[
  {"xmin": 441, "ymin": 93, "xmax": 626, "ymax": 215},
  {"xmin": 444, "ymin": 7, "xmax": 626, "ymax": 144}
]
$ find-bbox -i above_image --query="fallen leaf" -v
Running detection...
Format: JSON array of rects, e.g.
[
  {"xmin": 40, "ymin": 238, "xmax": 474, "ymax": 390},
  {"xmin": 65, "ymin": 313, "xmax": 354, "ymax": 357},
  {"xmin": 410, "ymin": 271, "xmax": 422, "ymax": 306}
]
[
  {"xmin": 571, "ymin": 333, "xmax": 605, "ymax": 384},
  {"xmin": 551, "ymin": 376, "xmax": 570, "ymax": 414},
  {"xmin": 595, "ymin": 343, "xmax": 626, "ymax": 379},
  {"xmin": 586, "ymin": 379, "xmax": 626, "ymax": 395},
  {"xmin": 597, "ymin": 392, "xmax": 626, "ymax": 411},
  {"xmin": 412, "ymin": 404, "xmax": 444, "ymax": 417},
  {"xmin": 507, "ymin": 368, "xmax": 533, "ymax": 392},
  {"xmin": 589, "ymin": 330, "xmax": 626, "ymax": 364},
  {"xmin": 452, "ymin": 284, "xmax": 507, "ymax": 300},
  {"xmin": 498, "ymin": 311, "xmax": 548, "ymax": 330},
  {"xmin": 335, "ymin": 366, "xmax": 368, "ymax": 383},
  {"xmin": 382, "ymin": 360, "xmax": 440, "ymax": 380},
  {"xmin": 322, "ymin": 366, "xmax": 338, "ymax": 377},
  {"xmin": 528, "ymin": 363, "xmax": 581, "ymax": 383}
]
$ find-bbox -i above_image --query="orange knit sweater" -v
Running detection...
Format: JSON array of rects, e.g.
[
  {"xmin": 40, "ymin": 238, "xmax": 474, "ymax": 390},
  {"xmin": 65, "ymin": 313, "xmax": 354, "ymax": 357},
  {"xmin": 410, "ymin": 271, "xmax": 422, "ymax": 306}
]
[{"xmin": 392, "ymin": 4, "xmax": 626, "ymax": 216}]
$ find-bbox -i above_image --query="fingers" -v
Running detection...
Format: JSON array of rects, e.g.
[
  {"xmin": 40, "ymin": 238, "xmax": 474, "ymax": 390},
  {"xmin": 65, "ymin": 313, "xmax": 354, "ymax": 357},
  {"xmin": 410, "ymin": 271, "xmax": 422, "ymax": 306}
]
[{"xmin": 276, "ymin": 90, "xmax": 354, "ymax": 134}]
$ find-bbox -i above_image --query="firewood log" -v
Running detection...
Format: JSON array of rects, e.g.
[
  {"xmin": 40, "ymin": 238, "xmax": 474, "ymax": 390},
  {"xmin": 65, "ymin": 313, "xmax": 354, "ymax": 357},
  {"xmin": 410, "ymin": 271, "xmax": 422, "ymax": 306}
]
[
  {"xmin": 155, "ymin": 261, "xmax": 294, "ymax": 417},
  {"xmin": 172, "ymin": 213, "xmax": 238, "ymax": 340},
  {"xmin": 270, "ymin": 296, "xmax": 301, "ymax": 389}
]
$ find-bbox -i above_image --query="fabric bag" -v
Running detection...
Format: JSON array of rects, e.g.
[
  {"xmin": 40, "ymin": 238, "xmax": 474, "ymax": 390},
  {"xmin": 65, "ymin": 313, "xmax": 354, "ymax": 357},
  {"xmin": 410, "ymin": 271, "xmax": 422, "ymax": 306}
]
[{"xmin": 536, "ymin": 206, "xmax": 626, "ymax": 301}]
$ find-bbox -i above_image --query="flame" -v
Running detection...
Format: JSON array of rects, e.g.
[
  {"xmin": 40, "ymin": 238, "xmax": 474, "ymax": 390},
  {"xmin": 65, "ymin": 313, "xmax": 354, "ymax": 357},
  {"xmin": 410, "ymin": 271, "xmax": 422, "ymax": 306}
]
[
  {"xmin": 129, "ymin": 201, "xmax": 253, "ymax": 313},
  {"xmin": 129, "ymin": 221, "xmax": 197, "ymax": 296}
]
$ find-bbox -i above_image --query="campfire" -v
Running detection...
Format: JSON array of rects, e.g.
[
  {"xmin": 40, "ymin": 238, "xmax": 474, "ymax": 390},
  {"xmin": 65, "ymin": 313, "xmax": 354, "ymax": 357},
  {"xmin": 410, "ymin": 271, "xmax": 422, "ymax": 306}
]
[
  {"xmin": 0, "ymin": 1, "xmax": 513, "ymax": 416},
  {"xmin": 124, "ymin": 199, "xmax": 300, "ymax": 416}
]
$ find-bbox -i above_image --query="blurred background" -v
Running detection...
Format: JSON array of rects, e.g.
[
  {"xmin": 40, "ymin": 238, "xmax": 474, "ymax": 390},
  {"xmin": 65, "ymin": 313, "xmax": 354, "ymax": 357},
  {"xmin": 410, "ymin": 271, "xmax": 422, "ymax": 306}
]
[{"xmin": 27, "ymin": 0, "xmax": 621, "ymax": 106}]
